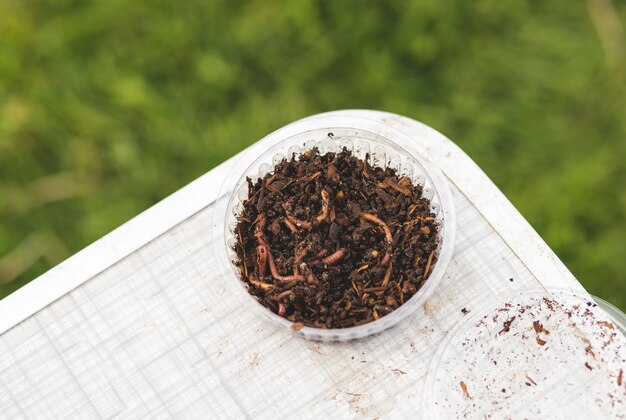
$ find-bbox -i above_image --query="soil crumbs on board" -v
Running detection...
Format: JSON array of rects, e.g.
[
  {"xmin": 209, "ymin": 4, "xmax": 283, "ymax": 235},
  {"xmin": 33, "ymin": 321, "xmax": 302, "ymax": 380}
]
[{"xmin": 234, "ymin": 148, "xmax": 440, "ymax": 329}]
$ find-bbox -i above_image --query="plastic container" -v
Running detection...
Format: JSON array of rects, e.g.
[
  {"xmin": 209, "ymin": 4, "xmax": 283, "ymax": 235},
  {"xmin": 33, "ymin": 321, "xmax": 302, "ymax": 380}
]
[
  {"xmin": 212, "ymin": 115, "xmax": 455, "ymax": 341},
  {"xmin": 423, "ymin": 289, "xmax": 626, "ymax": 419}
]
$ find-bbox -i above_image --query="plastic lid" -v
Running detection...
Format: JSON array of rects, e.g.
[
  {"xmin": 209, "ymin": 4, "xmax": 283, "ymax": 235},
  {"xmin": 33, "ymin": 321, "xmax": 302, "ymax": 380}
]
[{"xmin": 424, "ymin": 290, "xmax": 626, "ymax": 419}]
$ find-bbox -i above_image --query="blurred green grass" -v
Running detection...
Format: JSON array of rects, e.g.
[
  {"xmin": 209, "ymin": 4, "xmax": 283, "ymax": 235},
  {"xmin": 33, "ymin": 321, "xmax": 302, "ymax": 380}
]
[{"xmin": 1, "ymin": 0, "xmax": 625, "ymax": 309}]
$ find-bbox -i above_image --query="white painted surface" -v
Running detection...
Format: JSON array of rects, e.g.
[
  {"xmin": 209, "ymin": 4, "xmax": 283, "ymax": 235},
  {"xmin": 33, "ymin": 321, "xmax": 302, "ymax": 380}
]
[{"xmin": 1, "ymin": 111, "xmax": 618, "ymax": 419}]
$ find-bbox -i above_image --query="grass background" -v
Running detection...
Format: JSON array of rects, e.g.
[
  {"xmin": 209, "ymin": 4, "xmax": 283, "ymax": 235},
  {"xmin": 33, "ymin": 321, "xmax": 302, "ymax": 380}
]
[{"xmin": 1, "ymin": 0, "xmax": 625, "ymax": 309}]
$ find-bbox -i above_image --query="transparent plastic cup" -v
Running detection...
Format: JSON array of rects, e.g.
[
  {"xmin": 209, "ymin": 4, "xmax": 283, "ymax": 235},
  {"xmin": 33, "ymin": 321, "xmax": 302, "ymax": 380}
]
[
  {"xmin": 212, "ymin": 116, "xmax": 455, "ymax": 341},
  {"xmin": 423, "ymin": 289, "xmax": 626, "ymax": 419}
]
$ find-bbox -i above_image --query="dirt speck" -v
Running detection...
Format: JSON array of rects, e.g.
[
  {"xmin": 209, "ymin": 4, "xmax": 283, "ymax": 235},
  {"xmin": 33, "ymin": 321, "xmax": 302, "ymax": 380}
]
[
  {"xmin": 460, "ymin": 381, "xmax": 470, "ymax": 398},
  {"xmin": 599, "ymin": 321, "xmax": 615, "ymax": 330},
  {"xmin": 498, "ymin": 316, "xmax": 516, "ymax": 335},
  {"xmin": 307, "ymin": 343, "xmax": 325, "ymax": 355}
]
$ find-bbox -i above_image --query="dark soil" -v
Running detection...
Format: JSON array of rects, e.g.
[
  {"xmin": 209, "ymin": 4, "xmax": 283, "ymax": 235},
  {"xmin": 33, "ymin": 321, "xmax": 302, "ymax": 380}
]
[{"xmin": 233, "ymin": 148, "xmax": 440, "ymax": 329}]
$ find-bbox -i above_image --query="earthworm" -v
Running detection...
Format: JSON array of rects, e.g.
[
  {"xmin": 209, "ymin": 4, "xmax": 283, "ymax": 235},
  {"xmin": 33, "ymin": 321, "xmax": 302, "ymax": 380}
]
[
  {"xmin": 282, "ymin": 202, "xmax": 311, "ymax": 229},
  {"xmin": 276, "ymin": 290, "xmax": 293, "ymax": 300},
  {"xmin": 315, "ymin": 190, "xmax": 330, "ymax": 223},
  {"xmin": 380, "ymin": 247, "xmax": 393, "ymax": 266},
  {"xmin": 266, "ymin": 245, "xmax": 305, "ymax": 282},
  {"xmin": 311, "ymin": 248, "xmax": 330, "ymax": 261},
  {"xmin": 286, "ymin": 215, "xmax": 312, "ymax": 229},
  {"xmin": 278, "ymin": 302, "xmax": 287, "ymax": 316},
  {"xmin": 361, "ymin": 213, "xmax": 394, "ymax": 266},
  {"xmin": 283, "ymin": 218, "xmax": 299, "ymax": 234},
  {"xmin": 361, "ymin": 213, "xmax": 393, "ymax": 243},
  {"xmin": 293, "ymin": 247, "xmax": 309, "ymax": 276},
  {"xmin": 306, "ymin": 273, "xmax": 317, "ymax": 285},
  {"xmin": 249, "ymin": 278, "xmax": 274, "ymax": 290},
  {"xmin": 256, "ymin": 245, "xmax": 267, "ymax": 277},
  {"xmin": 294, "ymin": 247, "xmax": 309, "ymax": 263},
  {"xmin": 322, "ymin": 248, "xmax": 346, "ymax": 266},
  {"xmin": 282, "ymin": 190, "xmax": 331, "ymax": 229},
  {"xmin": 254, "ymin": 215, "xmax": 304, "ymax": 282}
]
